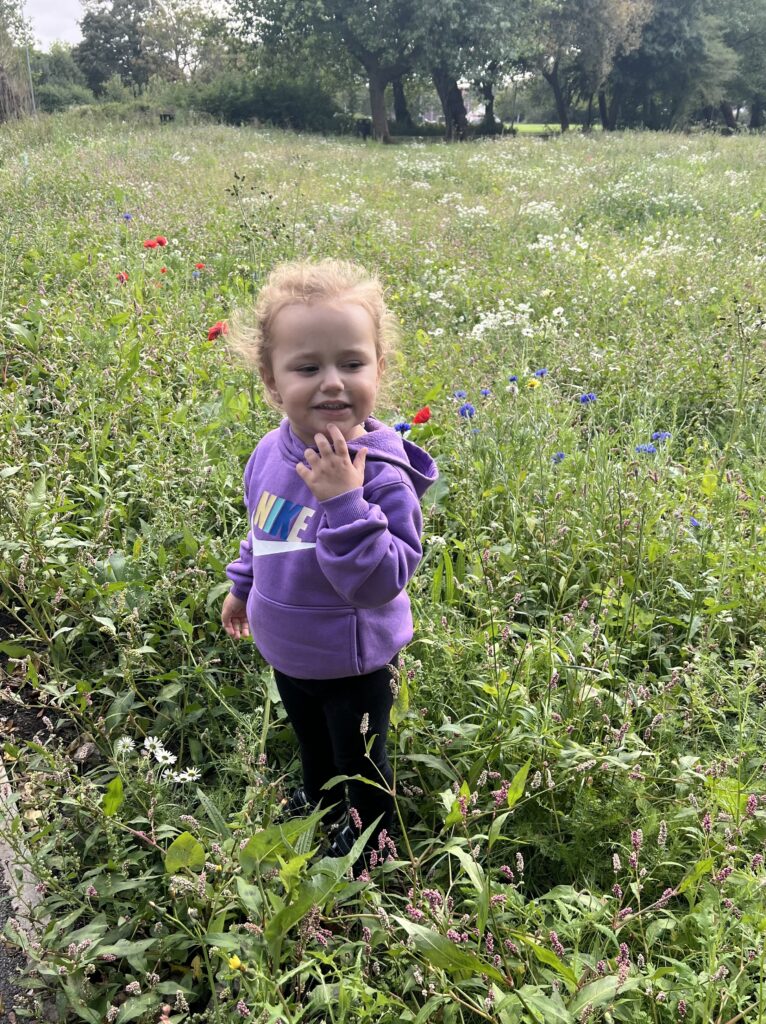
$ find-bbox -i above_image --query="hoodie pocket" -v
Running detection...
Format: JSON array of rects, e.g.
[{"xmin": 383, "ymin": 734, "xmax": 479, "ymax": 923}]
[{"xmin": 248, "ymin": 586, "xmax": 361, "ymax": 679}]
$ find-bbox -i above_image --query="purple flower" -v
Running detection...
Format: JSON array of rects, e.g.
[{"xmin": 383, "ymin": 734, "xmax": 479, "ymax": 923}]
[
  {"xmin": 636, "ymin": 443, "xmax": 657, "ymax": 454},
  {"xmin": 552, "ymin": 451, "xmax": 565, "ymax": 463},
  {"xmin": 454, "ymin": 389, "xmax": 467, "ymax": 398},
  {"xmin": 690, "ymin": 516, "xmax": 701, "ymax": 527},
  {"xmin": 534, "ymin": 368, "xmax": 548, "ymax": 377},
  {"xmin": 480, "ymin": 387, "xmax": 491, "ymax": 397},
  {"xmin": 394, "ymin": 421, "xmax": 411, "ymax": 433},
  {"xmin": 578, "ymin": 392, "xmax": 597, "ymax": 403},
  {"xmin": 508, "ymin": 374, "xmax": 518, "ymax": 382},
  {"xmin": 652, "ymin": 430, "xmax": 671, "ymax": 442},
  {"xmin": 459, "ymin": 402, "xmax": 475, "ymax": 418},
  {"xmin": 122, "ymin": 212, "xmax": 132, "ymax": 221}
]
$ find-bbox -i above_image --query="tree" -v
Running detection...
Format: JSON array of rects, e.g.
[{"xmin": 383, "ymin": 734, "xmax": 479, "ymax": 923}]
[
  {"xmin": 420, "ymin": 0, "xmax": 523, "ymax": 141},
  {"xmin": 720, "ymin": 0, "xmax": 766, "ymax": 129},
  {"xmin": 519, "ymin": 0, "xmax": 653, "ymax": 132},
  {"xmin": 230, "ymin": 0, "xmax": 432, "ymax": 142},
  {"xmin": 600, "ymin": 0, "xmax": 739, "ymax": 129},
  {"xmin": 73, "ymin": 0, "xmax": 168, "ymax": 95},
  {"xmin": 0, "ymin": 0, "xmax": 34, "ymax": 120},
  {"xmin": 143, "ymin": 0, "xmax": 230, "ymax": 80}
]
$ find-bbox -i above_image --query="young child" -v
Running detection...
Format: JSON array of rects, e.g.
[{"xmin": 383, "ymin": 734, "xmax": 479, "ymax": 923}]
[{"xmin": 220, "ymin": 258, "xmax": 439, "ymax": 879}]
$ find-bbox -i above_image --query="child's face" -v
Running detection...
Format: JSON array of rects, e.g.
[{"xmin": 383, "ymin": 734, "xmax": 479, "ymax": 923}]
[{"xmin": 262, "ymin": 299, "xmax": 385, "ymax": 448}]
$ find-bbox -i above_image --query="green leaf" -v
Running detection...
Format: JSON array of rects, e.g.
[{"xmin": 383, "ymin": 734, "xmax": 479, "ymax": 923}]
[
  {"xmin": 512, "ymin": 985, "xmax": 573, "ymax": 1023},
  {"xmin": 195, "ymin": 786, "xmax": 232, "ymax": 838},
  {"xmin": 239, "ymin": 816, "xmax": 319, "ymax": 874},
  {"xmin": 569, "ymin": 975, "xmax": 641, "ymax": 1014},
  {"xmin": 116, "ymin": 992, "xmax": 161, "ymax": 1022},
  {"xmin": 264, "ymin": 818, "xmax": 379, "ymax": 961},
  {"xmin": 508, "ymin": 932, "xmax": 578, "ymax": 991},
  {"xmin": 102, "ymin": 776, "xmax": 124, "ymax": 817},
  {"xmin": 677, "ymin": 856, "xmax": 714, "ymax": 895},
  {"xmin": 164, "ymin": 831, "xmax": 206, "ymax": 873},
  {"xmin": 390, "ymin": 671, "xmax": 410, "ymax": 728},
  {"xmin": 392, "ymin": 916, "xmax": 505, "ymax": 984},
  {"xmin": 489, "ymin": 810, "xmax": 513, "ymax": 850},
  {"xmin": 507, "ymin": 758, "xmax": 532, "ymax": 809}
]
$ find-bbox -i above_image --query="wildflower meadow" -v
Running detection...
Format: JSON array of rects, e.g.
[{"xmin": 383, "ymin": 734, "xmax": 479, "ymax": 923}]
[{"xmin": 1, "ymin": 113, "xmax": 766, "ymax": 1024}]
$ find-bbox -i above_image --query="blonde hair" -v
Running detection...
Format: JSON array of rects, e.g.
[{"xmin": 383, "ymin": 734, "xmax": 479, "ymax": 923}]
[{"xmin": 225, "ymin": 257, "xmax": 402, "ymax": 415}]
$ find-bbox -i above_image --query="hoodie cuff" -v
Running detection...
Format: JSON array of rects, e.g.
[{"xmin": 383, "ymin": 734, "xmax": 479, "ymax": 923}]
[{"xmin": 319, "ymin": 486, "xmax": 370, "ymax": 527}]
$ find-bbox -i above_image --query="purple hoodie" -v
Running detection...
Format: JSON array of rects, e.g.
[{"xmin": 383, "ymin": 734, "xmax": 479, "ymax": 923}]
[{"xmin": 225, "ymin": 414, "xmax": 439, "ymax": 679}]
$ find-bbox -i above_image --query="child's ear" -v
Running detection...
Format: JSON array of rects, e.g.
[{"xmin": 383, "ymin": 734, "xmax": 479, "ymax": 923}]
[{"xmin": 260, "ymin": 366, "xmax": 281, "ymax": 404}]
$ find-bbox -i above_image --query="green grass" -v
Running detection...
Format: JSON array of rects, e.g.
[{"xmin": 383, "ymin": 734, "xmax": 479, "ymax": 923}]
[{"xmin": 1, "ymin": 112, "xmax": 766, "ymax": 1024}]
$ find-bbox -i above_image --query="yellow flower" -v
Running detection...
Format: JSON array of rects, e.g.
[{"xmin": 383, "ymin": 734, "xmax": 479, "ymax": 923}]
[
  {"xmin": 526, "ymin": 378, "xmax": 541, "ymax": 389},
  {"xmin": 228, "ymin": 955, "xmax": 243, "ymax": 970}
]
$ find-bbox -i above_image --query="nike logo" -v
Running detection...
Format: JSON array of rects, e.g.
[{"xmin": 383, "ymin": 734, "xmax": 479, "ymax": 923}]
[{"xmin": 251, "ymin": 538, "xmax": 317, "ymax": 556}]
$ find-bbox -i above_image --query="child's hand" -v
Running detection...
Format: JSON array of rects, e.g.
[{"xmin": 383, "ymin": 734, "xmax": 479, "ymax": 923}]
[
  {"xmin": 295, "ymin": 422, "xmax": 368, "ymax": 502},
  {"xmin": 222, "ymin": 592, "xmax": 250, "ymax": 639}
]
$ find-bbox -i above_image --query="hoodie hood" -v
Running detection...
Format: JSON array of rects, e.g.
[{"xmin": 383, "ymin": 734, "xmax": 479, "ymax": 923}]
[{"xmin": 278, "ymin": 414, "xmax": 438, "ymax": 499}]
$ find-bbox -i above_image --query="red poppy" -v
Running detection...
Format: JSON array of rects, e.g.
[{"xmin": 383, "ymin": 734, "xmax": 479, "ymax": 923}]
[
  {"xmin": 116, "ymin": 271, "xmax": 129, "ymax": 284},
  {"xmin": 208, "ymin": 321, "xmax": 228, "ymax": 340},
  {"xmin": 155, "ymin": 235, "xmax": 168, "ymax": 246},
  {"xmin": 143, "ymin": 239, "xmax": 158, "ymax": 248},
  {"xmin": 412, "ymin": 406, "xmax": 431, "ymax": 424},
  {"xmin": 160, "ymin": 267, "xmax": 167, "ymax": 273},
  {"xmin": 195, "ymin": 262, "xmax": 205, "ymax": 270}
]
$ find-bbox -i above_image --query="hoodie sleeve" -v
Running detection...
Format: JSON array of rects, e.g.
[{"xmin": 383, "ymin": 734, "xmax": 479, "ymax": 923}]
[
  {"xmin": 225, "ymin": 451, "xmax": 257, "ymax": 602},
  {"xmin": 315, "ymin": 480, "xmax": 424, "ymax": 608}
]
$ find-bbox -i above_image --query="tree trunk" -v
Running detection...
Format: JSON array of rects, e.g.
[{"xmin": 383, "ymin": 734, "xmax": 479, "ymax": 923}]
[
  {"xmin": 367, "ymin": 67, "xmax": 391, "ymax": 143},
  {"xmin": 480, "ymin": 79, "xmax": 497, "ymax": 131},
  {"xmin": 0, "ymin": 63, "xmax": 22, "ymax": 123},
  {"xmin": 478, "ymin": 59, "xmax": 499, "ymax": 132},
  {"xmin": 392, "ymin": 76, "xmax": 413, "ymax": 129},
  {"xmin": 719, "ymin": 101, "xmax": 737, "ymax": 130},
  {"xmin": 598, "ymin": 88, "xmax": 609, "ymax": 130},
  {"xmin": 432, "ymin": 65, "xmax": 468, "ymax": 141},
  {"xmin": 749, "ymin": 96, "xmax": 764, "ymax": 129},
  {"xmin": 607, "ymin": 87, "xmax": 620, "ymax": 130},
  {"xmin": 584, "ymin": 92, "xmax": 594, "ymax": 131},
  {"xmin": 542, "ymin": 60, "xmax": 569, "ymax": 132}
]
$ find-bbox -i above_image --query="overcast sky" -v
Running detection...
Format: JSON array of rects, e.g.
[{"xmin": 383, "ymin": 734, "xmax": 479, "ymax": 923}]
[{"xmin": 23, "ymin": 0, "xmax": 84, "ymax": 48}]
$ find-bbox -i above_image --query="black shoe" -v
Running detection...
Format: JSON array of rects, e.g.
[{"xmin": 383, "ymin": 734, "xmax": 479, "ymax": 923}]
[
  {"xmin": 276, "ymin": 786, "xmax": 347, "ymax": 829},
  {"xmin": 325, "ymin": 823, "xmax": 358, "ymax": 857},
  {"xmin": 323, "ymin": 823, "xmax": 375, "ymax": 879}
]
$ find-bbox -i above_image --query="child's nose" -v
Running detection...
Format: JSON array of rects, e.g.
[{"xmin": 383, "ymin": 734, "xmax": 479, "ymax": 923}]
[{"xmin": 321, "ymin": 367, "xmax": 343, "ymax": 389}]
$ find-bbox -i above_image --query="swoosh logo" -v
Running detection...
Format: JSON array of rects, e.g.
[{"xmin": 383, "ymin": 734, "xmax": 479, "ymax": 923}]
[{"xmin": 251, "ymin": 538, "xmax": 317, "ymax": 556}]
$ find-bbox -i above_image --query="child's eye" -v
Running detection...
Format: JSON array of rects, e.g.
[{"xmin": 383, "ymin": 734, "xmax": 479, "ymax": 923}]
[
  {"xmin": 346, "ymin": 362, "xmax": 363, "ymax": 369},
  {"xmin": 297, "ymin": 367, "xmax": 317, "ymax": 373}
]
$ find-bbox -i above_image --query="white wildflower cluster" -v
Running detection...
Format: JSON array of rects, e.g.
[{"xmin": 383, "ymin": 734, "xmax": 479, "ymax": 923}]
[
  {"xmin": 470, "ymin": 299, "xmax": 536, "ymax": 341},
  {"xmin": 112, "ymin": 735, "xmax": 200, "ymax": 784},
  {"xmin": 520, "ymin": 199, "xmax": 562, "ymax": 219}
]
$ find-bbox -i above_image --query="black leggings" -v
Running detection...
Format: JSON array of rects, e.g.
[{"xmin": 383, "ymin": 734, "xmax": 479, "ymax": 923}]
[{"xmin": 272, "ymin": 653, "xmax": 399, "ymax": 846}]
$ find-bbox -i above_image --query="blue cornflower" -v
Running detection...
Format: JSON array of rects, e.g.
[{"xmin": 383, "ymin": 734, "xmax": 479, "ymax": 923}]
[
  {"xmin": 122, "ymin": 212, "xmax": 132, "ymax": 221},
  {"xmin": 690, "ymin": 516, "xmax": 701, "ymax": 528},
  {"xmin": 534, "ymin": 368, "xmax": 548, "ymax": 377},
  {"xmin": 552, "ymin": 451, "xmax": 565, "ymax": 463},
  {"xmin": 578, "ymin": 392, "xmax": 597, "ymax": 403},
  {"xmin": 471, "ymin": 427, "xmax": 480, "ymax": 434},
  {"xmin": 652, "ymin": 431, "xmax": 671, "ymax": 442},
  {"xmin": 394, "ymin": 421, "xmax": 411, "ymax": 433},
  {"xmin": 454, "ymin": 389, "xmax": 467, "ymax": 399},
  {"xmin": 635, "ymin": 443, "xmax": 657, "ymax": 454},
  {"xmin": 192, "ymin": 269, "xmax": 201, "ymax": 280},
  {"xmin": 459, "ymin": 402, "xmax": 475, "ymax": 418},
  {"xmin": 508, "ymin": 375, "xmax": 518, "ymax": 383},
  {"xmin": 480, "ymin": 387, "xmax": 491, "ymax": 397}
]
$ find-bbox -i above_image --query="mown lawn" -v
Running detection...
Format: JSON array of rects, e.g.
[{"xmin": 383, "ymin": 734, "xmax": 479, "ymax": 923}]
[{"xmin": 1, "ymin": 113, "xmax": 765, "ymax": 1024}]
